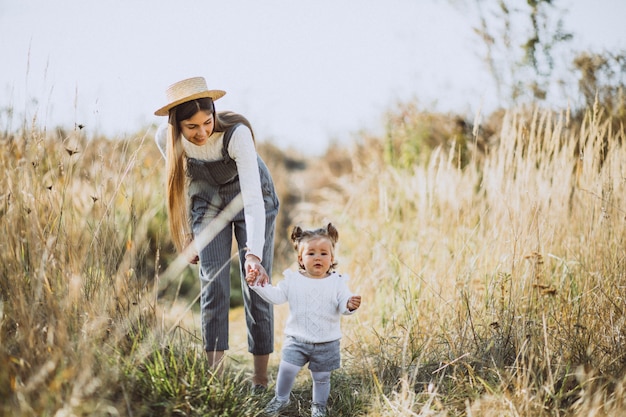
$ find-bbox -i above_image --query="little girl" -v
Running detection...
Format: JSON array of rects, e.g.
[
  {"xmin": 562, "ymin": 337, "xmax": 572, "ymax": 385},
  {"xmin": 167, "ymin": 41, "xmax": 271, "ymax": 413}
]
[{"xmin": 246, "ymin": 223, "xmax": 361, "ymax": 417}]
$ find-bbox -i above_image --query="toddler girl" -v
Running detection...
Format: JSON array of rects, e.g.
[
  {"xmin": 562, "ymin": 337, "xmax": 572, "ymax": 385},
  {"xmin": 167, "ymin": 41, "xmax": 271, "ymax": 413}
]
[{"xmin": 247, "ymin": 223, "xmax": 361, "ymax": 417}]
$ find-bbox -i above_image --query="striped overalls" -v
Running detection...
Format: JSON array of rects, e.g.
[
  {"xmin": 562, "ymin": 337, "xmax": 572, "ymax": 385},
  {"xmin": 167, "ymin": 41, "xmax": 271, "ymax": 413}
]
[{"xmin": 186, "ymin": 124, "xmax": 278, "ymax": 354}]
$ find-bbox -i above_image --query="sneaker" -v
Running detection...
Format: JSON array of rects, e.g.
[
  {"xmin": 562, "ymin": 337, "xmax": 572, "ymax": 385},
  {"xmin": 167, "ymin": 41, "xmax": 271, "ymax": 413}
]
[
  {"xmin": 263, "ymin": 396, "xmax": 291, "ymax": 416},
  {"xmin": 311, "ymin": 403, "xmax": 327, "ymax": 417}
]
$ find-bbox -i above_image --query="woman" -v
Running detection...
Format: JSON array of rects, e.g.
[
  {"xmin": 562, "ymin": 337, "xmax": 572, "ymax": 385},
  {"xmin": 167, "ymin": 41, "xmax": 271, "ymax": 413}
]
[{"xmin": 154, "ymin": 77, "xmax": 279, "ymax": 389}]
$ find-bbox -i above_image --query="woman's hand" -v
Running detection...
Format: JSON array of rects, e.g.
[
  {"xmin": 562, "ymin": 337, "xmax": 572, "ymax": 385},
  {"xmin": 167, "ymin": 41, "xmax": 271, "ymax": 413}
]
[
  {"xmin": 184, "ymin": 236, "xmax": 199, "ymax": 264},
  {"xmin": 245, "ymin": 254, "xmax": 269, "ymax": 286},
  {"xmin": 188, "ymin": 252, "xmax": 199, "ymax": 265},
  {"xmin": 347, "ymin": 295, "xmax": 362, "ymax": 311}
]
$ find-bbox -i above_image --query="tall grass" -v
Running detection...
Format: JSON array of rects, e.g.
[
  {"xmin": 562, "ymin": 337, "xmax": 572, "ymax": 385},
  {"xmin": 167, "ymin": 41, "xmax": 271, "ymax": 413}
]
[
  {"xmin": 0, "ymin": 125, "xmax": 266, "ymax": 416},
  {"xmin": 1, "ymin": 124, "xmax": 164, "ymax": 415},
  {"xmin": 301, "ymin": 103, "xmax": 626, "ymax": 415},
  {"xmin": 1, "ymin": 100, "xmax": 625, "ymax": 416}
]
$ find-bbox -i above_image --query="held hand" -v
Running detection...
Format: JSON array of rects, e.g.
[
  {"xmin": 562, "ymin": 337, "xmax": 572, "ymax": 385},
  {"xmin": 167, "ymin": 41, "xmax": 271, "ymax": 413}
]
[
  {"xmin": 245, "ymin": 267, "xmax": 259, "ymax": 285},
  {"xmin": 245, "ymin": 255, "xmax": 269, "ymax": 286},
  {"xmin": 347, "ymin": 295, "xmax": 361, "ymax": 311}
]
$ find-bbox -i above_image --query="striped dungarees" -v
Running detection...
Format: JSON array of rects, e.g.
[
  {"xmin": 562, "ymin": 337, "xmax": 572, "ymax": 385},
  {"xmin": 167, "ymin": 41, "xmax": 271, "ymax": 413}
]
[{"xmin": 186, "ymin": 124, "xmax": 279, "ymax": 354}]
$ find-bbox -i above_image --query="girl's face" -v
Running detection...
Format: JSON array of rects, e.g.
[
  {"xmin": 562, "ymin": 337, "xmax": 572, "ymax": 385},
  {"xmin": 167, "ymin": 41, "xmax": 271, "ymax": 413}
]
[
  {"xmin": 180, "ymin": 110, "xmax": 214, "ymax": 146},
  {"xmin": 299, "ymin": 237, "xmax": 334, "ymax": 278}
]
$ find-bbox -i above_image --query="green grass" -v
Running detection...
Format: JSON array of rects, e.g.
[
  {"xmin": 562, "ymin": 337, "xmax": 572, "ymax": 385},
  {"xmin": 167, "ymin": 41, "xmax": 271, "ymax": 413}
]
[{"xmin": 1, "ymin": 101, "xmax": 626, "ymax": 416}]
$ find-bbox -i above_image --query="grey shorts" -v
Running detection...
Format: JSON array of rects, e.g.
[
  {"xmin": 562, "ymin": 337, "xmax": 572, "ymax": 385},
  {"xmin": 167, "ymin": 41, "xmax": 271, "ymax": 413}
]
[{"xmin": 281, "ymin": 336, "xmax": 341, "ymax": 372}]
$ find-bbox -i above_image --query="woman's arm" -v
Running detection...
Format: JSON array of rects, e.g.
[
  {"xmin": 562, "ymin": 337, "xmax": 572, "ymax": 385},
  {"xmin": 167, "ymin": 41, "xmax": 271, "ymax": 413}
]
[{"xmin": 229, "ymin": 125, "xmax": 266, "ymax": 260}]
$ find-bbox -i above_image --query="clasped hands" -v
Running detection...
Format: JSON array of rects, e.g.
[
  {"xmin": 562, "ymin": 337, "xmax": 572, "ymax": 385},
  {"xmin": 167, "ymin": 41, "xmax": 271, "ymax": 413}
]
[
  {"xmin": 245, "ymin": 254, "xmax": 269, "ymax": 286},
  {"xmin": 183, "ymin": 239, "xmax": 268, "ymax": 288}
]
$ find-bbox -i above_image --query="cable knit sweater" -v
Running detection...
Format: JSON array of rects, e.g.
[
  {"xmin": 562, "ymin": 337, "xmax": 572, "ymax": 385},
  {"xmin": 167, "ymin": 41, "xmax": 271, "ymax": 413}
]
[{"xmin": 250, "ymin": 270, "xmax": 356, "ymax": 343}]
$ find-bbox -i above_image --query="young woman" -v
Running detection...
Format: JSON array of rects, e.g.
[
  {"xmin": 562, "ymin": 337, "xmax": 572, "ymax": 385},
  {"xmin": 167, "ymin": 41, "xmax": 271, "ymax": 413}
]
[
  {"xmin": 154, "ymin": 77, "xmax": 279, "ymax": 389},
  {"xmin": 246, "ymin": 223, "xmax": 362, "ymax": 417}
]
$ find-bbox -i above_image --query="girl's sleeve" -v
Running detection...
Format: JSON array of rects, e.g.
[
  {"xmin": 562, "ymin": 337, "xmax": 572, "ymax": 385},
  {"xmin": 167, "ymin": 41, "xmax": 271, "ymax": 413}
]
[
  {"xmin": 249, "ymin": 280, "xmax": 289, "ymax": 305},
  {"xmin": 229, "ymin": 125, "xmax": 265, "ymax": 260},
  {"xmin": 336, "ymin": 274, "xmax": 356, "ymax": 315},
  {"xmin": 155, "ymin": 123, "xmax": 168, "ymax": 158}
]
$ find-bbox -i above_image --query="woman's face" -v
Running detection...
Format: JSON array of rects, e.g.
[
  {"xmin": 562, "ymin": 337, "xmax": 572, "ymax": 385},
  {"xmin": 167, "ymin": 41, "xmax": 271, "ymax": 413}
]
[{"xmin": 179, "ymin": 110, "xmax": 214, "ymax": 146}]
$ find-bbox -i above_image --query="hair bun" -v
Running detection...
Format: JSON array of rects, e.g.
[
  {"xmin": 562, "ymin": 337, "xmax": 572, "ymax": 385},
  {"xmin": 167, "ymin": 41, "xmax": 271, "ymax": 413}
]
[
  {"xmin": 290, "ymin": 226, "xmax": 303, "ymax": 249},
  {"xmin": 326, "ymin": 223, "xmax": 339, "ymax": 244}
]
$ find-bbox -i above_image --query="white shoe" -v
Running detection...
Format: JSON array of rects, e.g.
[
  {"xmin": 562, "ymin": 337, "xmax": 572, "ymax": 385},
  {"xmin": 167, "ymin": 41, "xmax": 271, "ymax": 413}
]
[
  {"xmin": 263, "ymin": 396, "xmax": 291, "ymax": 416},
  {"xmin": 311, "ymin": 403, "xmax": 327, "ymax": 417}
]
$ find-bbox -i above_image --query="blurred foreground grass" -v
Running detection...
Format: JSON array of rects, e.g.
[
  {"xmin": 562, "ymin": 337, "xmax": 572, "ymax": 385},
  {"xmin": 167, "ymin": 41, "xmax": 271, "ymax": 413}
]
[{"xmin": 1, "ymin": 101, "xmax": 626, "ymax": 416}]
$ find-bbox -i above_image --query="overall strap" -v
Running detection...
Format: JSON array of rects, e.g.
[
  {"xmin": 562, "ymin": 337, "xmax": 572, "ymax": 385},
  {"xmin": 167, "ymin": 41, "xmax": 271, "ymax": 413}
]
[{"xmin": 221, "ymin": 123, "xmax": 243, "ymax": 164}]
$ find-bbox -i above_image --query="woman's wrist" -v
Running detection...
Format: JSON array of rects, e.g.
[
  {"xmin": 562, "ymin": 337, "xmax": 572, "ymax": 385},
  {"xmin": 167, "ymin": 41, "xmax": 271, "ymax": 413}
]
[
  {"xmin": 246, "ymin": 254, "xmax": 261, "ymax": 264},
  {"xmin": 245, "ymin": 253, "xmax": 261, "ymax": 263}
]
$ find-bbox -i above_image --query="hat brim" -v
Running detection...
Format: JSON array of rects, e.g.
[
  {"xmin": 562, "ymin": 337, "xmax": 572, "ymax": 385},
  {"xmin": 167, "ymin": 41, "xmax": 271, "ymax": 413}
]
[{"xmin": 154, "ymin": 90, "xmax": 226, "ymax": 116}]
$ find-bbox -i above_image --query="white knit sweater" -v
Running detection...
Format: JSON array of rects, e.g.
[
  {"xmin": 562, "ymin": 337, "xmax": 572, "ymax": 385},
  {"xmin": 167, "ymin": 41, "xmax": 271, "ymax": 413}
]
[
  {"xmin": 250, "ymin": 270, "xmax": 356, "ymax": 343},
  {"xmin": 155, "ymin": 123, "xmax": 265, "ymax": 259}
]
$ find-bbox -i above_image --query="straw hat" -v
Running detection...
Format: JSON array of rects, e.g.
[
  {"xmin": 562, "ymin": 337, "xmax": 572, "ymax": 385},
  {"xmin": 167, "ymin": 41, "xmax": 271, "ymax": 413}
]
[{"xmin": 154, "ymin": 77, "xmax": 226, "ymax": 116}]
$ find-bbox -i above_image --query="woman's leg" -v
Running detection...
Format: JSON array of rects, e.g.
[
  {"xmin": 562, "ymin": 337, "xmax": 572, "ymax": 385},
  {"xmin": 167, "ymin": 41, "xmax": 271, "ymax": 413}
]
[
  {"xmin": 234, "ymin": 214, "xmax": 275, "ymax": 385},
  {"xmin": 253, "ymin": 354, "xmax": 270, "ymax": 387},
  {"xmin": 198, "ymin": 224, "xmax": 233, "ymax": 361},
  {"xmin": 206, "ymin": 350, "xmax": 225, "ymax": 375}
]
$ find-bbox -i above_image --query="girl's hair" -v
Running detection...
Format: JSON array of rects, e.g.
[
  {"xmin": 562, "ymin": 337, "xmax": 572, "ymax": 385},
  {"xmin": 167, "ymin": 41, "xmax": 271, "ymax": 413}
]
[
  {"xmin": 164, "ymin": 98, "xmax": 255, "ymax": 252},
  {"xmin": 290, "ymin": 223, "xmax": 339, "ymax": 272}
]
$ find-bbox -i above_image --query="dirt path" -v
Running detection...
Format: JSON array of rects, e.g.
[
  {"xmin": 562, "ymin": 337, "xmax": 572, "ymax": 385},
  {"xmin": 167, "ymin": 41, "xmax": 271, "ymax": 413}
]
[{"xmin": 162, "ymin": 300, "xmax": 289, "ymax": 369}]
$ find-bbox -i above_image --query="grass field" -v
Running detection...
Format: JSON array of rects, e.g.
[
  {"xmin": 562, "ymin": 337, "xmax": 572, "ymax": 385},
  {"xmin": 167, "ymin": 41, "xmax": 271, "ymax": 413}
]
[{"xmin": 1, "ymin": 101, "xmax": 625, "ymax": 416}]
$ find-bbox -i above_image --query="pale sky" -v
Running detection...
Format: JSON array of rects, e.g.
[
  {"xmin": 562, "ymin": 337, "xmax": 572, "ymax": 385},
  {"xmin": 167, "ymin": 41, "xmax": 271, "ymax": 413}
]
[{"xmin": 1, "ymin": 0, "xmax": 624, "ymax": 154}]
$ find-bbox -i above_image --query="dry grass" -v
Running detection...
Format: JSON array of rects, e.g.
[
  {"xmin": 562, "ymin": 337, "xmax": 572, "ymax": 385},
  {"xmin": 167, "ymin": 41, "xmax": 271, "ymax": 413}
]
[
  {"xmin": 300, "ymin": 102, "xmax": 626, "ymax": 415},
  {"xmin": 0, "ymin": 125, "xmax": 168, "ymax": 415},
  {"xmin": 1, "ymin": 99, "xmax": 625, "ymax": 416}
]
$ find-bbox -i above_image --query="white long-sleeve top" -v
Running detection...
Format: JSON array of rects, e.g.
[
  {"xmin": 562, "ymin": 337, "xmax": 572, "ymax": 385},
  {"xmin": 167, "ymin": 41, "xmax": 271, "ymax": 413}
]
[
  {"xmin": 250, "ymin": 270, "xmax": 356, "ymax": 343},
  {"xmin": 155, "ymin": 123, "xmax": 265, "ymax": 259}
]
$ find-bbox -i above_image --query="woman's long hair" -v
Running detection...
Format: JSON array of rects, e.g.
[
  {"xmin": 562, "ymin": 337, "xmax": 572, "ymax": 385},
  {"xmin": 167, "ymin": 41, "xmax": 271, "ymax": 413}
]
[{"xmin": 165, "ymin": 98, "xmax": 254, "ymax": 252}]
